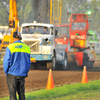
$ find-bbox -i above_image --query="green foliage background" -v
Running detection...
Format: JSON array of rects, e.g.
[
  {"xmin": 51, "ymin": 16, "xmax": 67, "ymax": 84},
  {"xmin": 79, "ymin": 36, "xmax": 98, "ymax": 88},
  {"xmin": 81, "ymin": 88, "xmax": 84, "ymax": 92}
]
[{"xmin": 0, "ymin": 0, "xmax": 100, "ymax": 34}]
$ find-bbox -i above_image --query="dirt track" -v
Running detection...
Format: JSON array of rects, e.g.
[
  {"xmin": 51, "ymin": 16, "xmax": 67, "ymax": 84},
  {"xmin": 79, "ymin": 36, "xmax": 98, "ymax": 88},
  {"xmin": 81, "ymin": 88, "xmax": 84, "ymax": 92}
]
[{"xmin": 0, "ymin": 60, "xmax": 100, "ymax": 98}]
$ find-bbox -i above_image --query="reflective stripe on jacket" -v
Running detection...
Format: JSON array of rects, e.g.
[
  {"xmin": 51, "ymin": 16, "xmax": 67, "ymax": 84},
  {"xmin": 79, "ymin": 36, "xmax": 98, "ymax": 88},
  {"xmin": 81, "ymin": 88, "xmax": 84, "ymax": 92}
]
[{"xmin": 3, "ymin": 40, "xmax": 31, "ymax": 76}]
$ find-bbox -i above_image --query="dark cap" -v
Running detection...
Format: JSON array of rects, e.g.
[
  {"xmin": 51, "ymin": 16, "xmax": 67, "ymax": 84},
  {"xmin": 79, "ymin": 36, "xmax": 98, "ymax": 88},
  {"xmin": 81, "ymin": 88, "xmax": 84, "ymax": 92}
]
[{"xmin": 13, "ymin": 31, "xmax": 22, "ymax": 40}]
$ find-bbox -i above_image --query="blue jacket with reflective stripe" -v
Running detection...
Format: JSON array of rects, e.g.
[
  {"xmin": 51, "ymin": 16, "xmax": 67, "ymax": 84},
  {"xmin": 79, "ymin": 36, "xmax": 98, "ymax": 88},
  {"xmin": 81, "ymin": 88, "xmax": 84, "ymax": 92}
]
[{"xmin": 3, "ymin": 40, "xmax": 31, "ymax": 76}]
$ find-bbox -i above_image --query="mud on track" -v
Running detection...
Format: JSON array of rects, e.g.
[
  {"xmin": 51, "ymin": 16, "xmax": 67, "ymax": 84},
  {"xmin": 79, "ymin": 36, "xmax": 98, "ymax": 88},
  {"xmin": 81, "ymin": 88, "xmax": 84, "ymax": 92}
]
[{"xmin": 0, "ymin": 61, "xmax": 100, "ymax": 97}]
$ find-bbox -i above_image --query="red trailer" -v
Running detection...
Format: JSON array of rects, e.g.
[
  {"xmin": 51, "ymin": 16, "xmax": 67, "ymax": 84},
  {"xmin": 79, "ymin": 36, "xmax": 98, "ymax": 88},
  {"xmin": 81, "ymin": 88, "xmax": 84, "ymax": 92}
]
[{"xmin": 55, "ymin": 14, "xmax": 95, "ymax": 70}]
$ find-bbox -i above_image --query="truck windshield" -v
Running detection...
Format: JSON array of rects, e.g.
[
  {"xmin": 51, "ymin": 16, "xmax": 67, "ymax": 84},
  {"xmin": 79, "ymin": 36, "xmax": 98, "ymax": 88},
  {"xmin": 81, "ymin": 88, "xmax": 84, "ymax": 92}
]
[
  {"xmin": 71, "ymin": 22, "xmax": 86, "ymax": 30},
  {"xmin": 56, "ymin": 27, "xmax": 69, "ymax": 38},
  {"xmin": 22, "ymin": 26, "xmax": 50, "ymax": 35}
]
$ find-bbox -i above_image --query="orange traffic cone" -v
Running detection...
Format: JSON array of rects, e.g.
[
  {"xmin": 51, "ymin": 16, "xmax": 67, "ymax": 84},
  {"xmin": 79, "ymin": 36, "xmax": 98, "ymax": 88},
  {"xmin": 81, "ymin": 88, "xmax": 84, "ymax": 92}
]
[
  {"xmin": 81, "ymin": 66, "xmax": 88, "ymax": 83},
  {"xmin": 46, "ymin": 69, "xmax": 54, "ymax": 89}
]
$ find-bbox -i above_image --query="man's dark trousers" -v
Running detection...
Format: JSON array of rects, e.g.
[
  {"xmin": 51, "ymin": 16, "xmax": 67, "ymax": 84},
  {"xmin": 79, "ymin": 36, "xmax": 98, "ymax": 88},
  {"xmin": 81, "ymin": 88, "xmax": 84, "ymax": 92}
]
[{"xmin": 7, "ymin": 74, "xmax": 25, "ymax": 100}]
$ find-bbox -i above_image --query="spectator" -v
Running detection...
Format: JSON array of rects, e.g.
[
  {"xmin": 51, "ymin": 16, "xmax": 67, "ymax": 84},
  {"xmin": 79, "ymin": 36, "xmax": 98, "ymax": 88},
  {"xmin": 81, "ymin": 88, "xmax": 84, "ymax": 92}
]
[{"xmin": 3, "ymin": 31, "xmax": 31, "ymax": 100}]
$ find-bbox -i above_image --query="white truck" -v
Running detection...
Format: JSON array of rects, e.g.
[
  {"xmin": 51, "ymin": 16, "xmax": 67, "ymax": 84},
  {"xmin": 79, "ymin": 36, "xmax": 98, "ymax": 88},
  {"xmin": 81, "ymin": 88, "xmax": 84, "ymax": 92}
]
[{"xmin": 20, "ymin": 22, "xmax": 56, "ymax": 69}]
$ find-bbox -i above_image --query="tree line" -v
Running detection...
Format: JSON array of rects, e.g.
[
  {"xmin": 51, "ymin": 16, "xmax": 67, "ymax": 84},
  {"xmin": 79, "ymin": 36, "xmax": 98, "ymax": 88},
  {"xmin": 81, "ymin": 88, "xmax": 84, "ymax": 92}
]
[{"xmin": 0, "ymin": 0, "xmax": 100, "ymax": 35}]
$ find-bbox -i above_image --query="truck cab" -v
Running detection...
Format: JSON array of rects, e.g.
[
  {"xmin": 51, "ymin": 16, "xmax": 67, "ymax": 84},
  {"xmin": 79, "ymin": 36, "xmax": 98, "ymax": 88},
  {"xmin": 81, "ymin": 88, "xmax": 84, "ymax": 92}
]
[
  {"xmin": 20, "ymin": 22, "xmax": 56, "ymax": 69},
  {"xmin": 69, "ymin": 14, "xmax": 89, "ymax": 48}
]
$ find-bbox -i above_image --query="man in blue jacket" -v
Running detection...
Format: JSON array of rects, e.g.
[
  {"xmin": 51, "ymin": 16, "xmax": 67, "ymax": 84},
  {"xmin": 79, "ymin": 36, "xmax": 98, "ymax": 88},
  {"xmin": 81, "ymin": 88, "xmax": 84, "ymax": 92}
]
[{"xmin": 3, "ymin": 31, "xmax": 31, "ymax": 100}]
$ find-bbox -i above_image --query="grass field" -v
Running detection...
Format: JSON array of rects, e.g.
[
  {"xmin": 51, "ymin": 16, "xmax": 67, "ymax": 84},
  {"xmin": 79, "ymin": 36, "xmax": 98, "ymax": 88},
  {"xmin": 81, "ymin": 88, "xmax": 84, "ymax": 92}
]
[{"xmin": 0, "ymin": 80, "xmax": 100, "ymax": 100}]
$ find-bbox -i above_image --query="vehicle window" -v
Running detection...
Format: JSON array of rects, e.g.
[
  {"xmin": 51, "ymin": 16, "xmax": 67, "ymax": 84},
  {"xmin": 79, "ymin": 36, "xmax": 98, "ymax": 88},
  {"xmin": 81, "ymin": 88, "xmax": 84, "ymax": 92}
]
[
  {"xmin": 57, "ymin": 27, "xmax": 69, "ymax": 38},
  {"xmin": 0, "ymin": 28, "xmax": 11, "ymax": 35},
  {"xmin": 91, "ymin": 36, "xmax": 95, "ymax": 40},
  {"xmin": 71, "ymin": 22, "xmax": 86, "ymax": 30},
  {"xmin": 22, "ymin": 26, "xmax": 50, "ymax": 35}
]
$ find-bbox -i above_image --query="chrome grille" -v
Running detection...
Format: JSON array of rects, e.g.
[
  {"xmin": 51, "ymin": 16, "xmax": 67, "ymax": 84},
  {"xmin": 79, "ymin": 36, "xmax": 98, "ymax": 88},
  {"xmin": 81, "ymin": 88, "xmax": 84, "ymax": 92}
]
[{"xmin": 24, "ymin": 41, "xmax": 39, "ymax": 52}]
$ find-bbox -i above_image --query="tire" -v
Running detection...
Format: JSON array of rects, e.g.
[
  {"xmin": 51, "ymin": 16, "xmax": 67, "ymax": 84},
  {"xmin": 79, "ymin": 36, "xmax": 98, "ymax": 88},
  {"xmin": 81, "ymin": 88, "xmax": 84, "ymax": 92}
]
[
  {"xmin": 47, "ymin": 62, "xmax": 53, "ymax": 69},
  {"xmin": 30, "ymin": 63, "xmax": 37, "ymax": 70},
  {"xmin": 30, "ymin": 64, "xmax": 34, "ymax": 70},
  {"xmin": 77, "ymin": 53, "xmax": 89, "ymax": 69},
  {"xmin": 47, "ymin": 52, "xmax": 57, "ymax": 70},
  {"xmin": 52, "ymin": 53, "xmax": 57, "ymax": 70},
  {"xmin": 83, "ymin": 53, "xmax": 89, "ymax": 69},
  {"xmin": 62, "ymin": 52, "xmax": 68, "ymax": 70}
]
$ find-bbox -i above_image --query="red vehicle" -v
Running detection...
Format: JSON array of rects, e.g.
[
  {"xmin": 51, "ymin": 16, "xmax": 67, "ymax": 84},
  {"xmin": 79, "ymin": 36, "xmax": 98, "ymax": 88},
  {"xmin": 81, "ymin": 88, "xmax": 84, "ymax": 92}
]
[{"xmin": 55, "ymin": 14, "xmax": 95, "ymax": 70}]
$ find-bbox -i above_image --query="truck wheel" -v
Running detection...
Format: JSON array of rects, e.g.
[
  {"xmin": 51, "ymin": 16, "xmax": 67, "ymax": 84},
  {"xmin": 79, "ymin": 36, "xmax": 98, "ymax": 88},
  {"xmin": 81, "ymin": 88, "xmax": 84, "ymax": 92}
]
[
  {"xmin": 47, "ymin": 62, "xmax": 53, "ymax": 69},
  {"xmin": 52, "ymin": 53, "xmax": 57, "ymax": 70},
  {"xmin": 30, "ymin": 63, "xmax": 37, "ymax": 70},
  {"xmin": 83, "ymin": 53, "xmax": 89, "ymax": 69},
  {"xmin": 63, "ymin": 52, "xmax": 68, "ymax": 70},
  {"xmin": 30, "ymin": 63, "xmax": 34, "ymax": 70},
  {"xmin": 88, "ymin": 61, "xmax": 94, "ymax": 68},
  {"xmin": 47, "ymin": 53, "xmax": 57, "ymax": 70}
]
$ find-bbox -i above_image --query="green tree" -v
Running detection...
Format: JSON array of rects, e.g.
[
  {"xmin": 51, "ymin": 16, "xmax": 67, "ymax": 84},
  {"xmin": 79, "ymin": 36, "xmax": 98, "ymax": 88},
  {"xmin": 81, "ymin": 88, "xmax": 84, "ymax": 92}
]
[
  {"xmin": 61, "ymin": 0, "xmax": 100, "ymax": 35},
  {"xmin": 0, "ymin": 0, "xmax": 100, "ymax": 35},
  {"xmin": 17, "ymin": 0, "xmax": 34, "ymax": 25},
  {"xmin": 0, "ymin": 0, "xmax": 9, "ymax": 25},
  {"xmin": 88, "ymin": 0, "xmax": 100, "ymax": 34},
  {"xmin": 0, "ymin": 0, "xmax": 34, "ymax": 26}
]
